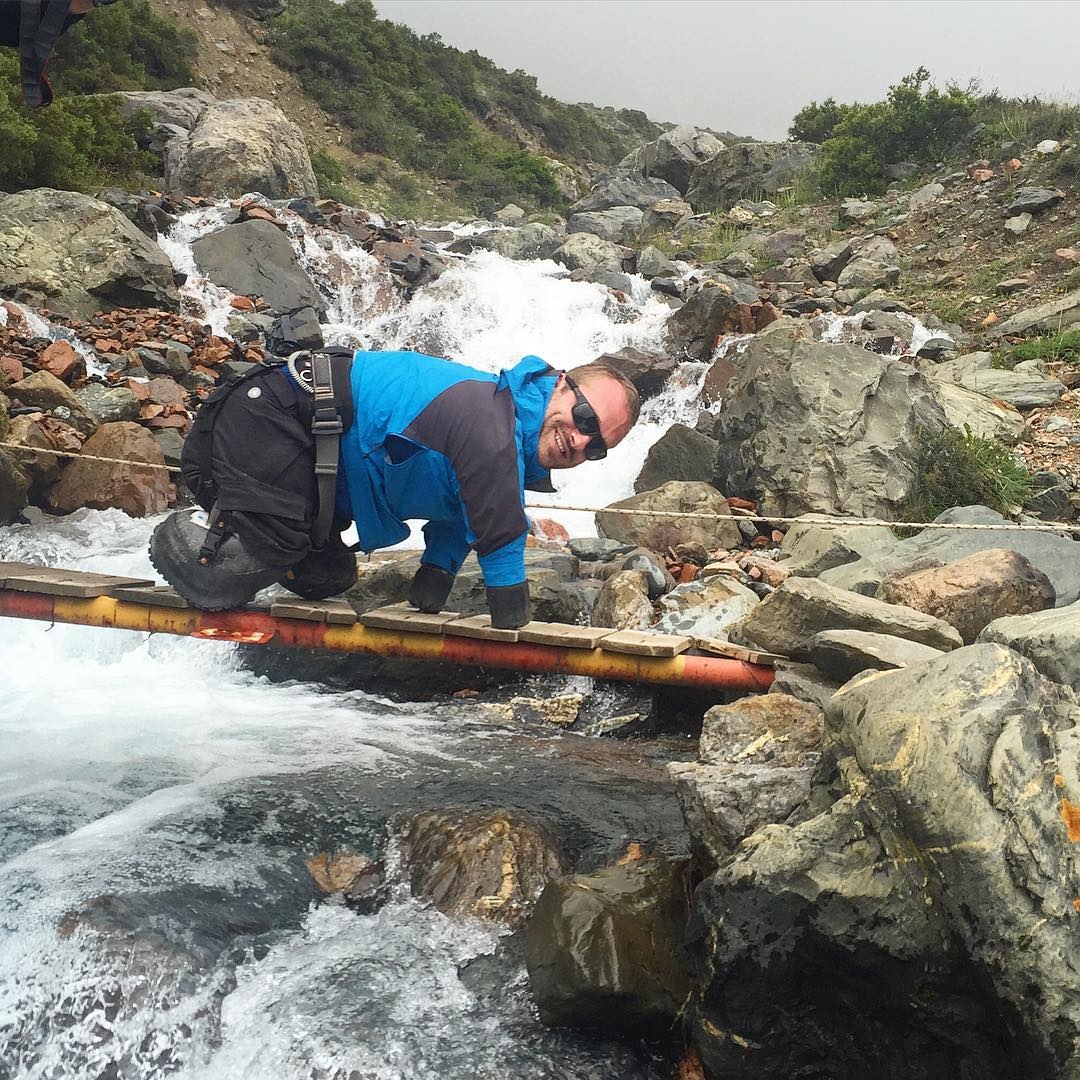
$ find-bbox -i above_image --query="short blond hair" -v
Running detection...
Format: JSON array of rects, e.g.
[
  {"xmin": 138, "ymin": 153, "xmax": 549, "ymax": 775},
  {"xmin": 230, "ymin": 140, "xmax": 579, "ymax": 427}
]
[{"xmin": 567, "ymin": 363, "xmax": 641, "ymax": 426}]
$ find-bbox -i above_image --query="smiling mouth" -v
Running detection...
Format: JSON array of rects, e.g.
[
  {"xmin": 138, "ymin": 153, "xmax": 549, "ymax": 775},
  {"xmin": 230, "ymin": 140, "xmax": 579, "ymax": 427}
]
[{"xmin": 554, "ymin": 427, "xmax": 569, "ymax": 460}]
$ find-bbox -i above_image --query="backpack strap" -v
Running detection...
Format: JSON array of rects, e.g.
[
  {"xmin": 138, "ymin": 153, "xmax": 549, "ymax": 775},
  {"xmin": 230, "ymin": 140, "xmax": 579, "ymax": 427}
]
[{"xmin": 300, "ymin": 350, "xmax": 345, "ymax": 548}]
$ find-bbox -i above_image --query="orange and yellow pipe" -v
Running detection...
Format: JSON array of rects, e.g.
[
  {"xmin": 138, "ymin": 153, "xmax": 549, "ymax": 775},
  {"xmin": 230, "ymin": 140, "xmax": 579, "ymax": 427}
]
[{"xmin": 0, "ymin": 589, "xmax": 774, "ymax": 692}]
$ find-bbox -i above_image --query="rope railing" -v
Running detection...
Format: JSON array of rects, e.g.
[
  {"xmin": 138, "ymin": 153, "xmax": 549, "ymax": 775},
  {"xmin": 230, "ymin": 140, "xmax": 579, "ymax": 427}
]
[{"xmin": 2, "ymin": 440, "xmax": 1077, "ymax": 536}]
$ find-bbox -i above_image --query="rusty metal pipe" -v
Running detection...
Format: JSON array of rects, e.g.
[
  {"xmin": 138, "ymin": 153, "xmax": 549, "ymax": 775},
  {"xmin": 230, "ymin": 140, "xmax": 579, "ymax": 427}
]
[{"xmin": 0, "ymin": 590, "xmax": 774, "ymax": 692}]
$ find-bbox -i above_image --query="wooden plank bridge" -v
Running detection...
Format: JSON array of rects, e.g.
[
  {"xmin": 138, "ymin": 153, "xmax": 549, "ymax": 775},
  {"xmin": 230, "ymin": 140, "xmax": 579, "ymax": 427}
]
[{"xmin": 0, "ymin": 562, "xmax": 776, "ymax": 691}]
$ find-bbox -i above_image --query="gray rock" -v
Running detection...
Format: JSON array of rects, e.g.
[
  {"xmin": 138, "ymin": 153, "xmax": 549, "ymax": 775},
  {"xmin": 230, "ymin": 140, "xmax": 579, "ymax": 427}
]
[
  {"xmin": 826, "ymin": 645, "xmax": 1080, "ymax": 1075},
  {"xmin": 493, "ymin": 203, "xmax": 526, "ymax": 224},
  {"xmin": 978, "ymin": 602, "xmax": 1080, "ymax": 692},
  {"xmin": 618, "ymin": 125, "xmax": 726, "ymax": 193},
  {"xmin": 1004, "ymin": 186, "xmax": 1064, "ymax": 216},
  {"xmin": 654, "ymin": 576, "xmax": 759, "ymax": 639},
  {"xmin": 663, "ymin": 279, "xmax": 760, "ymax": 359},
  {"xmin": 588, "ymin": 346, "xmax": 679, "ymax": 399},
  {"xmin": 908, "ymin": 182, "xmax": 945, "ymax": 208},
  {"xmin": 112, "ymin": 86, "xmax": 217, "ymax": 130},
  {"xmin": 929, "ymin": 379, "xmax": 1027, "ymax": 442},
  {"xmin": 640, "ymin": 197, "xmax": 693, "ymax": 233},
  {"xmin": 164, "ymin": 97, "xmax": 317, "ymax": 200},
  {"xmin": 713, "ymin": 322, "xmax": 949, "ymax": 518},
  {"xmin": 778, "ymin": 515, "xmax": 899, "ymax": 577},
  {"xmin": 591, "ymin": 569, "xmax": 653, "ymax": 630},
  {"xmin": 569, "ymin": 174, "xmax": 682, "ymax": 214},
  {"xmin": 956, "ymin": 367, "xmax": 1066, "ymax": 409},
  {"xmin": 821, "ymin": 505, "xmax": 1080, "ymax": 608},
  {"xmin": 9, "ymin": 370, "xmax": 99, "ymax": 437},
  {"xmin": 596, "ymin": 480, "xmax": 742, "ymax": 552},
  {"xmin": 737, "ymin": 575, "xmax": 964, "ymax": 657},
  {"xmin": 0, "ymin": 189, "xmax": 180, "ymax": 320},
  {"xmin": 808, "ymin": 628, "xmax": 944, "ymax": 681},
  {"xmin": 769, "ymin": 659, "xmax": 841, "ymax": 710},
  {"xmin": 634, "ymin": 244, "xmax": 677, "ymax": 280},
  {"xmin": 568, "ymin": 537, "xmax": 634, "ymax": 561},
  {"xmin": 992, "ymin": 288, "xmax": 1080, "ymax": 336},
  {"xmin": 489, "ymin": 222, "xmax": 562, "ymax": 261},
  {"xmin": 633, "ymin": 423, "xmax": 718, "ymax": 492},
  {"xmin": 836, "ymin": 257, "xmax": 901, "ymax": 291},
  {"xmin": 74, "ymin": 383, "xmax": 140, "ymax": 424},
  {"xmin": 553, "ymin": 233, "xmax": 633, "ymax": 276},
  {"xmin": 567, "ymin": 206, "xmax": 643, "ymax": 245},
  {"xmin": 839, "ymin": 198, "xmax": 878, "ymax": 224},
  {"xmin": 808, "ymin": 238, "xmax": 854, "ymax": 283},
  {"xmin": 191, "ymin": 219, "xmax": 322, "ymax": 315},
  {"xmin": 1005, "ymin": 212, "xmax": 1033, "ymax": 235},
  {"xmin": 686, "ymin": 142, "xmax": 819, "ymax": 212}
]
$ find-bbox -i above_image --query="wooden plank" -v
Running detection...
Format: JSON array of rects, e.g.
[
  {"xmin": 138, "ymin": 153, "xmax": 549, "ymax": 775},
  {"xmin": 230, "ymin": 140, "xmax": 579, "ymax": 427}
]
[
  {"xmin": 518, "ymin": 621, "xmax": 613, "ymax": 649},
  {"xmin": 108, "ymin": 584, "xmax": 191, "ymax": 608},
  {"xmin": 0, "ymin": 561, "xmax": 41, "ymax": 587},
  {"xmin": 599, "ymin": 629, "xmax": 692, "ymax": 657},
  {"xmin": 359, "ymin": 603, "xmax": 462, "ymax": 634},
  {"xmin": 270, "ymin": 597, "xmax": 358, "ymax": 625},
  {"xmin": 443, "ymin": 613, "xmax": 520, "ymax": 643},
  {"xmin": 4, "ymin": 567, "xmax": 155, "ymax": 598},
  {"xmin": 692, "ymin": 637, "xmax": 785, "ymax": 666}
]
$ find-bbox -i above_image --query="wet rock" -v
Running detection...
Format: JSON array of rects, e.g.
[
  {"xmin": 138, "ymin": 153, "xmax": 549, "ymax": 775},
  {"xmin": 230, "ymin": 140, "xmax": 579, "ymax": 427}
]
[
  {"xmin": 0, "ymin": 445, "xmax": 30, "ymax": 524},
  {"xmin": 596, "ymin": 480, "xmax": 742, "ymax": 552},
  {"xmin": 635, "ymin": 244, "xmax": 677, "ymax": 280},
  {"xmin": 489, "ymin": 222, "xmax": 562, "ymax": 261},
  {"xmin": 737, "ymin": 575, "xmax": 963, "ymax": 657},
  {"xmin": 591, "ymin": 346, "xmax": 680, "ymax": 400},
  {"xmin": 396, "ymin": 808, "xmax": 567, "ymax": 926},
  {"xmin": 525, "ymin": 855, "xmax": 693, "ymax": 1033},
  {"xmin": 876, "ymin": 548, "xmax": 1055, "ymax": 644},
  {"xmin": 191, "ymin": 219, "xmax": 322, "ymax": 316},
  {"xmin": 663, "ymin": 280, "xmax": 760, "ymax": 359},
  {"xmin": 633, "ymin": 423, "xmax": 718, "ymax": 493},
  {"xmin": 38, "ymin": 341, "xmax": 83, "ymax": 383},
  {"xmin": 47, "ymin": 421, "xmax": 175, "ymax": 517}
]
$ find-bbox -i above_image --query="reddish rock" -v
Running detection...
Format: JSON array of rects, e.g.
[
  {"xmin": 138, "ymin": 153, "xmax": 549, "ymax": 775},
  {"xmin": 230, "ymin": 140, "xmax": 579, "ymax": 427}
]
[
  {"xmin": 229, "ymin": 295, "xmax": 255, "ymax": 311},
  {"xmin": 754, "ymin": 301, "xmax": 782, "ymax": 330},
  {"xmin": 47, "ymin": 421, "xmax": 175, "ymax": 517},
  {"xmin": 125, "ymin": 379, "xmax": 151, "ymax": 401},
  {"xmin": 1002, "ymin": 158, "xmax": 1023, "ymax": 177},
  {"xmin": 701, "ymin": 354, "xmax": 738, "ymax": 403},
  {"xmin": 0, "ymin": 356, "xmax": 25, "ymax": 383},
  {"xmin": 39, "ymin": 341, "xmax": 84, "ymax": 383},
  {"xmin": 146, "ymin": 376, "xmax": 185, "ymax": 406},
  {"xmin": 971, "ymin": 168, "xmax": 994, "ymax": 183}
]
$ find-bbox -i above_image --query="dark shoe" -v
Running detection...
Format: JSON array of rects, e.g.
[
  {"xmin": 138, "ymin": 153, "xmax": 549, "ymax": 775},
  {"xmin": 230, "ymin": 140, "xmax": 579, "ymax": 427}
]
[
  {"xmin": 279, "ymin": 534, "xmax": 358, "ymax": 600},
  {"xmin": 149, "ymin": 509, "xmax": 280, "ymax": 611}
]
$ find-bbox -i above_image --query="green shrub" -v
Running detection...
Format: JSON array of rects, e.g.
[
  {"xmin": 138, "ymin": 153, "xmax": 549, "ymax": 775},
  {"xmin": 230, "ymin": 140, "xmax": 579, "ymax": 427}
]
[
  {"xmin": 0, "ymin": 54, "xmax": 154, "ymax": 192},
  {"xmin": 900, "ymin": 425, "xmax": 1033, "ymax": 523},
  {"xmin": 809, "ymin": 68, "xmax": 977, "ymax": 196},
  {"xmin": 1008, "ymin": 329, "xmax": 1080, "ymax": 364},
  {"xmin": 52, "ymin": 0, "xmax": 196, "ymax": 92},
  {"xmin": 788, "ymin": 97, "xmax": 856, "ymax": 143},
  {"xmin": 973, "ymin": 92, "xmax": 1080, "ymax": 149}
]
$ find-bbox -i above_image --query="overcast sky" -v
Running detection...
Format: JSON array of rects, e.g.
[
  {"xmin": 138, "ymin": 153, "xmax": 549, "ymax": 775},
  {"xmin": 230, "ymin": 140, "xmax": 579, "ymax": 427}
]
[{"xmin": 371, "ymin": 0, "xmax": 1080, "ymax": 141}]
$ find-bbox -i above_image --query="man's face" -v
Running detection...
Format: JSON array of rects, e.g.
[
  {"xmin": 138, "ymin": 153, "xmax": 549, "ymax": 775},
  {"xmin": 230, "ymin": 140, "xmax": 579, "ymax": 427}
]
[{"xmin": 537, "ymin": 373, "xmax": 634, "ymax": 470}]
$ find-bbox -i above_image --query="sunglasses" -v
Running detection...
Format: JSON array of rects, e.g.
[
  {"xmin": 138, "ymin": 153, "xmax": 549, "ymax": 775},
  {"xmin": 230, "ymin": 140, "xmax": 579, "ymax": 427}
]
[{"xmin": 564, "ymin": 375, "xmax": 607, "ymax": 460}]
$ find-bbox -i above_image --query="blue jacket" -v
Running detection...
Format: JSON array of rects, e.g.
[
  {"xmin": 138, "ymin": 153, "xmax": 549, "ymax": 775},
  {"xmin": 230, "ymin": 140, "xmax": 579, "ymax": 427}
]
[{"xmin": 338, "ymin": 351, "xmax": 558, "ymax": 587}]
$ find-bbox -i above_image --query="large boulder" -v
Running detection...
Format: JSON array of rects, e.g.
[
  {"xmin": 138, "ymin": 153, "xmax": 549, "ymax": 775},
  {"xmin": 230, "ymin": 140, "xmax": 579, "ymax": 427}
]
[
  {"xmin": 618, "ymin": 125, "xmax": 726, "ymax": 193},
  {"xmin": 164, "ymin": 97, "xmax": 317, "ymax": 200},
  {"xmin": 524, "ymin": 856, "xmax": 693, "ymax": 1034},
  {"xmin": 737, "ymin": 575, "xmax": 964, "ymax": 657},
  {"xmin": 685, "ymin": 141, "xmax": 819, "ymax": 212},
  {"xmin": 488, "ymin": 222, "xmax": 563, "ymax": 261},
  {"xmin": 876, "ymin": 548, "xmax": 1055, "ymax": 644},
  {"xmin": 633, "ymin": 423, "xmax": 718, "ymax": 492},
  {"xmin": 566, "ymin": 206, "xmax": 643, "ymax": 245},
  {"xmin": 0, "ymin": 189, "xmax": 180, "ymax": 319},
  {"xmin": 113, "ymin": 86, "xmax": 217, "ymax": 130},
  {"xmin": 821, "ymin": 505, "xmax": 1080, "ymax": 607},
  {"xmin": 713, "ymin": 322, "xmax": 949, "ymax": 518},
  {"xmin": 568, "ymin": 174, "xmax": 682, "ymax": 214},
  {"xmin": 191, "ymin": 219, "xmax": 322, "ymax": 315},
  {"xmin": 47, "ymin": 422, "xmax": 175, "ymax": 517},
  {"xmin": 664, "ymin": 279, "xmax": 761, "ymax": 359},
  {"xmin": 553, "ymin": 233, "xmax": 633, "ymax": 276},
  {"xmin": 0, "ymin": 446, "xmax": 29, "ymax": 525},
  {"xmin": 978, "ymin": 601, "xmax": 1080, "ymax": 693},
  {"xmin": 596, "ymin": 480, "xmax": 742, "ymax": 551},
  {"xmin": 8, "ymin": 370, "xmax": 100, "ymax": 437},
  {"xmin": 590, "ymin": 346, "xmax": 679, "ymax": 399}
]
